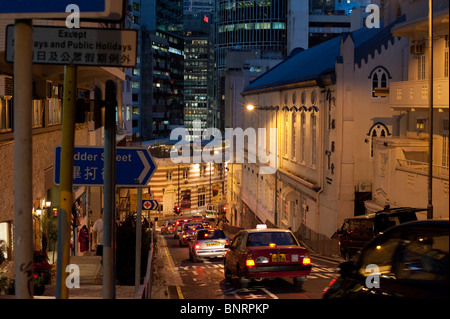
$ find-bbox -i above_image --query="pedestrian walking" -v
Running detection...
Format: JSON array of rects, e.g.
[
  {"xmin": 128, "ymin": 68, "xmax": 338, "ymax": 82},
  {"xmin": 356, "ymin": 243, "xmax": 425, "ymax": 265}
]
[
  {"xmin": 78, "ymin": 225, "xmax": 89, "ymax": 254},
  {"xmin": 93, "ymin": 210, "xmax": 104, "ymax": 260}
]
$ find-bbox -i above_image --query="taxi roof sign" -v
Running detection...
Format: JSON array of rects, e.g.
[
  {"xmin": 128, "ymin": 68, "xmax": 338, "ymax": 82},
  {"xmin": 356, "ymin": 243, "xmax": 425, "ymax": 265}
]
[{"xmin": 256, "ymin": 224, "xmax": 267, "ymax": 229}]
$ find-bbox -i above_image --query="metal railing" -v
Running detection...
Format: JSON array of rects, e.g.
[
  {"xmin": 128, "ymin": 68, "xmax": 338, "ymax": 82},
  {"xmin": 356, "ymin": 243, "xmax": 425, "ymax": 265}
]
[
  {"xmin": 295, "ymin": 223, "xmax": 340, "ymax": 258},
  {"xmin": 396, "ymin": 159, "xmax": 449, "ymax": 177},
  {"xmin": 135, "ymin": 228, "xmax": 155, "ymax": 299}
]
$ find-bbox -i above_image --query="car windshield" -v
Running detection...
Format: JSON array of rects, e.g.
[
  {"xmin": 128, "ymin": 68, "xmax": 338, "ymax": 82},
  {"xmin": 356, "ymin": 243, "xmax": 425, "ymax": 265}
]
[
  {"xmin": 247, "ymin": 231, "xmax": 298, "ymax": 247},
  {"xmin": 197, "ymin": 229, "xmax": 226, "ymax": 240},
  {"xmin": 183, "ymin": 223, "xmax": 204, "ymax": 231}
]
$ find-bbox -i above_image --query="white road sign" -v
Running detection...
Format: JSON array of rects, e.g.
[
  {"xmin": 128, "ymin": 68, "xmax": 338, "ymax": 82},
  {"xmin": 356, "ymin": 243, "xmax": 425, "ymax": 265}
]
[
  {"xmin": 0, "ymin": 0, "xmax": 123, "ymax": 20},
  {"xmin": 5, "ymin": 25, "xmax": 137, "ymax": 67}
]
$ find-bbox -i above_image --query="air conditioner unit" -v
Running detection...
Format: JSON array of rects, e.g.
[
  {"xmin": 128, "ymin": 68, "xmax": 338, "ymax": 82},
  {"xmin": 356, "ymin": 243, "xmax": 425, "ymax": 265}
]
[
  {"xmin": 410, "ymin": 43, "xmax": 425, "ymax": 55},
  {"xmin": 0, "ymin": 75, "xmax": 13, "ymax": 97},
  {"xmin": 35, "ymin": 80, "xmax": 53, "ymax": 99}
]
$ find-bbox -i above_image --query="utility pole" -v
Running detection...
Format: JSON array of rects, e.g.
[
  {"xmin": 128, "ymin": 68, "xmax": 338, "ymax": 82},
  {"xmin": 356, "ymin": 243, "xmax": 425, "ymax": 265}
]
[
  {"xmin": 56, "ymin": 64, "xmax": 77, "ymax": 299},
  {"xmin": 13, "ymin": 19, "xmax": 34, "ymax": 299},
  {"xmin": 103, "ymin": 80, "xmax": 117, "ymax": 298},
  {"xmin": 427, "ymin": 0, "xmax": 434, "ymax": 220}
]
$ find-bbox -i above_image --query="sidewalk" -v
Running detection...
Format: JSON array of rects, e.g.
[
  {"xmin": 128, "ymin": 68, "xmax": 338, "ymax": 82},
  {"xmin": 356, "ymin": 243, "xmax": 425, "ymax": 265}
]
[{"xmin": 38, "ymin": 253, "xmax": 136, "ymax": 299}]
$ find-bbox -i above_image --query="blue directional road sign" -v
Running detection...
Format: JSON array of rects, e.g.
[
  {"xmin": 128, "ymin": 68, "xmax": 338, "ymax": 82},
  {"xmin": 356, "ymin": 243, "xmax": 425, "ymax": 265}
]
[
  {"xmin": 54, "ymin": 146, "xmax": 157, "ymax": 187},
  {"xmin": 0, "ymin": 0, "xmax": 123, "ymax": 20},
  {"xmin": 142, "ymin": 200, "xmax": 159, "ymax": 211}
]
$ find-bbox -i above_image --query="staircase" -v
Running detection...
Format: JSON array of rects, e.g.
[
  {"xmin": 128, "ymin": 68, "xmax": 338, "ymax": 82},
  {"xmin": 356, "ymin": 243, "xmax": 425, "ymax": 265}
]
[{"xmin": 69, "ymin": 256, "xmax": 102, "ymax": 285}]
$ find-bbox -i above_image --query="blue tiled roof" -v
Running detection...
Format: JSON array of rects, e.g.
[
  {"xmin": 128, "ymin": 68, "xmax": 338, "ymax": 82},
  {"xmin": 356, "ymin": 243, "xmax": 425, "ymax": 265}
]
[{"xmin": 244, "ymin": 16, "xmax": 405, "ymax": 93}]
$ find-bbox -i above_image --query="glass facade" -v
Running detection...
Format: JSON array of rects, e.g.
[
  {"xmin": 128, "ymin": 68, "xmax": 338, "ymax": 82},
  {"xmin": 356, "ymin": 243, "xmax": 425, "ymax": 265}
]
[{"xmin": 215, "ymin": 0, "xmax": 288, "ymax": 70}]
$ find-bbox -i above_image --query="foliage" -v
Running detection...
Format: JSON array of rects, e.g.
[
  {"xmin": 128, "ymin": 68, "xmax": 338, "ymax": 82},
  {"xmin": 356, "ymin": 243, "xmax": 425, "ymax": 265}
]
[
  {"xmin": 116, "ymin": 212, "xmax": 152, "ymax": 285},
  {"xmin": 33, "ymin": 273, "xmax": 45, "ymax": 295},
  {"xmin": 33, "ymin": 251, "xmax": 52, "ymax": 285},
  {"xmin": 0, "ymin": 269, "xmax": 12, "ymax": 295}
]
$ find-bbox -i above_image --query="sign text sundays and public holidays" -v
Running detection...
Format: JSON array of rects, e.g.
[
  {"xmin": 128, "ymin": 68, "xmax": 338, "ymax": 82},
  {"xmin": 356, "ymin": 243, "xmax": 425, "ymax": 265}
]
[{"xmin": 33, "ymin": 29, "xmax": 133, "ymax": 53}]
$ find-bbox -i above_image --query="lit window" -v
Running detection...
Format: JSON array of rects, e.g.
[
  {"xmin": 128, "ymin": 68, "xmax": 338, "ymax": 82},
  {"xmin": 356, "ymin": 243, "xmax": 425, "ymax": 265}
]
[{"xmin": 371, "ymin": 68, "xmax": 389, "ymax": 98}]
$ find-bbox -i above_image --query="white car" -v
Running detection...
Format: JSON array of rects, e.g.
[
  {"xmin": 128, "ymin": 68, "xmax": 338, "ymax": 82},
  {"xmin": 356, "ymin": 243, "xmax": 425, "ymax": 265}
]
[{"xmin": 189, "ymin": 228, "xmax": 229, "ymax": 262}]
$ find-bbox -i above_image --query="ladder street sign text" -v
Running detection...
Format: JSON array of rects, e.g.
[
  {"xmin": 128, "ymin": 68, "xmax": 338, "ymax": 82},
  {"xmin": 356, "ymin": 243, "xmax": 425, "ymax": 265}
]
[
  {"xmin": 0, "ymin": 0, "xmax": 123, "ymax": 20},
  {"xmin": 54, "ymin": 146, "xmax": 157, "ymax": 187},
  {"xmin": 6, "ymin": 26, "xmax": 137, "ymax": 67}
]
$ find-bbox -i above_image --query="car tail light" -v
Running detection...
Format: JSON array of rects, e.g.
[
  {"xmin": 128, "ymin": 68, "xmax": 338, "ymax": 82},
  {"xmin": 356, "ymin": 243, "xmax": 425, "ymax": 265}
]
[
  {"xmin": 246, "ymin": 259, "xmax": 255, "ymax": 267},
  {"xmin": 269, "ymin": 243, "xmax": 276, "ymax": 248},
  {"xmin": 194, "ymin": 243, "xmax": 200, "ymax": 250},
  {"xmin": 302, "ymin": 256, "xmax": 311, "ymax": 265},
  {"xmin": 246, "ymin": 254, "xmax": 255, "ymax": 267}
]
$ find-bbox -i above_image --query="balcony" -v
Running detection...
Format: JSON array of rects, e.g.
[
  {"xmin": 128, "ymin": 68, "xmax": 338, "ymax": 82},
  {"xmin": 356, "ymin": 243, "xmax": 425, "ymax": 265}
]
[
  {"xmin": 396, "ymin": 159, "xmax": 449, "ymax": 178},
  {"xmin": 389, "ymin": 78, "xmax": 449, "ymax": 110}
]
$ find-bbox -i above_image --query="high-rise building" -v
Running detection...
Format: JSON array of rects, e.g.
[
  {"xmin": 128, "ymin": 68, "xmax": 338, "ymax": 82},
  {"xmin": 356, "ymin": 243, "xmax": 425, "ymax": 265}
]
[
  {"xmin": 128, "ymin": 0, "xmax": 185, "ymax": 140},
  {"xmin": 183, "ymin": 12, "xmax": 215, "ymax": 141},
  {"xmin": 214, "ymin": 0, "xmax": 370, "ymax": 131}
]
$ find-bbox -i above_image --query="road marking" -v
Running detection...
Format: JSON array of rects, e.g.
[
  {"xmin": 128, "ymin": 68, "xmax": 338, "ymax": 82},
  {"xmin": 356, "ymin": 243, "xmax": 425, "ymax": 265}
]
[
  {"xmin": 260, "ymin": 287, "xmax": 278, "ymax": 299},
  {"xmin": 160, "ymin": 235, "xmax": 184, "ymax": 299}
]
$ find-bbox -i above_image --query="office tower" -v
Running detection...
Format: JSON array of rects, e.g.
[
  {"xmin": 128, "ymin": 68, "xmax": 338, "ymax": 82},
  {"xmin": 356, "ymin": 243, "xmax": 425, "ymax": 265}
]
[
  {"xmin": 129, "ymin": 0, "xmax": 185, "ymax": 140},
  {"xmin": 184, "ymin": 12, "xmax": 215, "ymax": 141}
]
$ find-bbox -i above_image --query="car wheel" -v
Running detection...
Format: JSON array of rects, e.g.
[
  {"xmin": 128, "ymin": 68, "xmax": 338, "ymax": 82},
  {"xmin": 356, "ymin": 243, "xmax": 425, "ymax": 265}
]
[
  {"xmin": 236, "ymin": 264, "xmax": 249, "ymax": 289},
  {"xmin": 190, "ymin": 250, "xmax": 199, "ymax": 263},
  {"xmin": 293, "ymin": 277, "xmax": 305, "ymax": 290},
  {"xmin": 344, "ymin": 250, "xmax": 351, "ymax": 261},
  {"xmin": 224, "ymin": 265, "xmax": 233, "ymax": 281}
]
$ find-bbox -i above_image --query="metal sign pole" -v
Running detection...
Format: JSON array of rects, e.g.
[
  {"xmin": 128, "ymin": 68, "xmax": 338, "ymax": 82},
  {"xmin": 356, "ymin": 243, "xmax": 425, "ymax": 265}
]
[
  {"xmin": 13, "ymin": 19, "xmax": 34, "ymax": 299},
  {"xmin": 135, "ymin": 187, "xmax": 142, "ymax": 292},
  {"xmin": 55, "ymin": 64, "xmax": 77, "ymax": 299},
  {"xmin": 103, "ymin": 80, "xmax": 117, "ymax": 299}
]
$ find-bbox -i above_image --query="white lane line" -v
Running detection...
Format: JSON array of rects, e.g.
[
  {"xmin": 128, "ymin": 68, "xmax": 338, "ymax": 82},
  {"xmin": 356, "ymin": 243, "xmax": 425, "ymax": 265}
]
[{"xmin": 260, "ymin": 287, "xmax": 279, "ymax": 299}]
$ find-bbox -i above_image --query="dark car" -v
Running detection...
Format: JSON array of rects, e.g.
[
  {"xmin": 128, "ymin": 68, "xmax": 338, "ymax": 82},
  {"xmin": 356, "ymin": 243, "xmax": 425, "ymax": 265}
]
[
  {"xmin": 224, "ymin": 227, "xmax": 311, "ymax": 289},
  {"xmin": 179, "ymin": 222, "xmax": 204, "ymax": 247},
  {"xmin": 324, "ymin": 219, "xmax": 449, "ymax": 299},
  {"xmin": 161, "ymin": 221, "xmax": 176, "ymax": 234},
  {"xmin": 174, "ymin": 218, "xmax": 190, "ymax": 239},
  {"xmin": 337, "ymin": 207, "xmax": 427, "ymax": 260}
]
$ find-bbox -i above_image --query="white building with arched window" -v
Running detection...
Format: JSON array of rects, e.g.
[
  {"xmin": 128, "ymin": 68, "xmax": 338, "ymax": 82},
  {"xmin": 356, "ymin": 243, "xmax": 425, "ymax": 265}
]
[{"xmin": 239, "ymin": 9, "xmax": 417, "ymax": 249}]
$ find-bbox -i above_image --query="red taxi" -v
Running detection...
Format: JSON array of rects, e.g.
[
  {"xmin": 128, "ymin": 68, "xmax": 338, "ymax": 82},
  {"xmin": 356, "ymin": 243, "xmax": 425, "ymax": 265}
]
[
  {"xmin": 179, "ymin": 222, "xmax": 205, "ymax": 247},
  {"xmin": 161, "ymin": 221, "xmax": 176, "ymax": 234},
  {"xmin": 224, "ymin": 226, "xmax": 311, "ymax": 289},
  {"xmin": 174, "ymin": 218, "xmax": 190, "ymax": 239}
]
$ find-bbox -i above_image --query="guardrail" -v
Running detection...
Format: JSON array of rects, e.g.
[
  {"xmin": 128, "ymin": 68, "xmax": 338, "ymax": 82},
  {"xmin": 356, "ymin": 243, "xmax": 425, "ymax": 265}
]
[
  {"xmin": 135, "ymin": 228, "xmax": 155, "ymax": 299},
  {"xmin": 396, "ymin": 159, "xmax": 449, "ymax": 177}
]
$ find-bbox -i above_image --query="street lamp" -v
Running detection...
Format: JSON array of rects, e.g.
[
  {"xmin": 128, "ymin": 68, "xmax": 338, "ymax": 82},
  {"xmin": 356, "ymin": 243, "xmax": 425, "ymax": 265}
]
[{"xmin": 246, "ymin": 104, "xmax": 255, "ymax": 111}]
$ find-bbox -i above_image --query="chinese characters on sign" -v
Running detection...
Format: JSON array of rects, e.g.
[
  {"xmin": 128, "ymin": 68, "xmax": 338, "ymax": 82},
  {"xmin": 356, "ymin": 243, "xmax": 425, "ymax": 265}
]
[
  {"xmin": 54, "ymin": 147, "xmax": 157, "ymax": 187},
  {"xmin": 6, "ymin": 26, "xmax": 137, "ymax": 67}
]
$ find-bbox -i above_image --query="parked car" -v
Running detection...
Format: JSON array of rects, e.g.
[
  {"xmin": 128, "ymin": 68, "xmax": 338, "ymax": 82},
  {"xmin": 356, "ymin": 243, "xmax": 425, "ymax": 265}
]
[
  {"xmin": 161, "ymin": 221, "xmax": 176, "ymax": 235},
  {"xmin": 337, "ymin": 207, "xmax": 427, "ymax": 260},
  {"xmin": 224, "ymin": 226, "xmax": 311, "ymax": 289},
  {"xmin": 189, "ymin": 228, "xmax": 229, "ymax": 262},
  {"xmin": 179, "ymin": 222, "xmax": 204, "ymax": 247},
  {"xmin": 174, "ymin": 218, "xmax": 190, "ymax": 239},
  {"xmin": 324, "ymin": 219, "xmax": 449, "ymax": 299}
]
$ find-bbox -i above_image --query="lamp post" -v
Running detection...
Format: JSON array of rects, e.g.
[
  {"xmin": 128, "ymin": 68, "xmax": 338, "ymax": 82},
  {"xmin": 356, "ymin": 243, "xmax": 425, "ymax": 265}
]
[{"xmin": 427, "ymin": 0, "xmax": 434, "ymax": 220}]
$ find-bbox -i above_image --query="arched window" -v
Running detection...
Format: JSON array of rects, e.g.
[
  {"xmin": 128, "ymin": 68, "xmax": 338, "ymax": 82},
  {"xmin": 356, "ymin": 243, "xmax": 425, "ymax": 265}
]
[
  {"xmin": 311, "ymin": 113, "xmax": 317, "ymax": 166},
  {"xmin": 368, "ymin": 122, "xmax": 390, "ymax": 157},
  {"xmin": 370, "ymin": 67, "xmax": 391, "ymax": 98}
]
